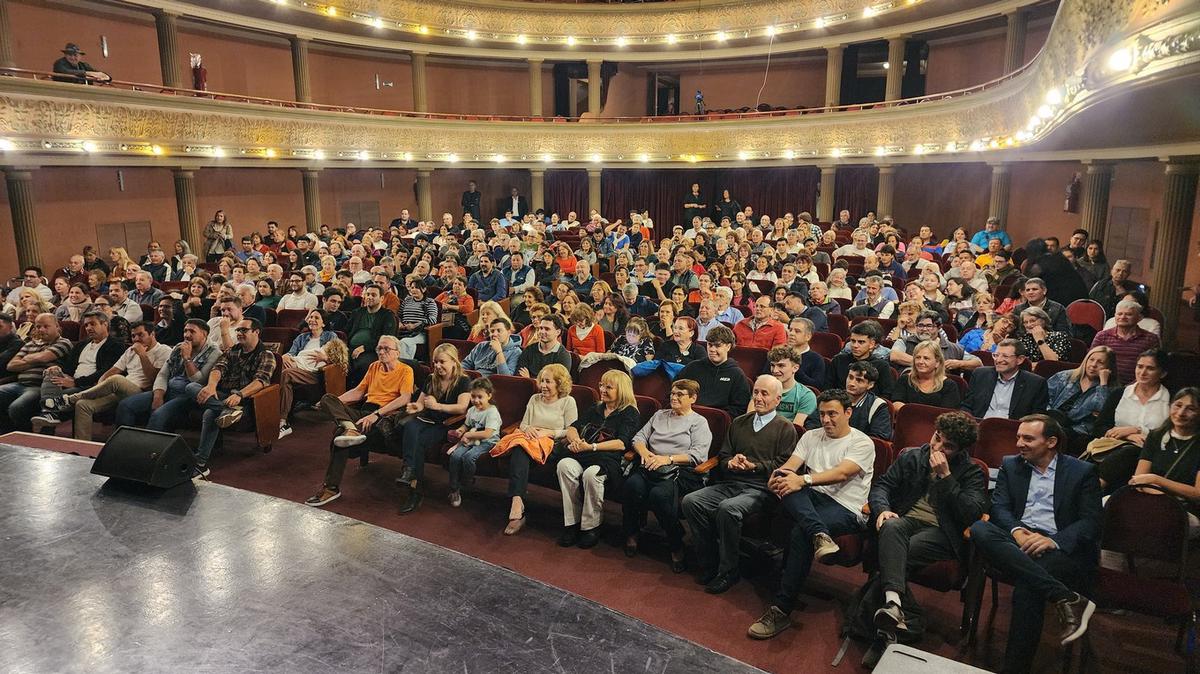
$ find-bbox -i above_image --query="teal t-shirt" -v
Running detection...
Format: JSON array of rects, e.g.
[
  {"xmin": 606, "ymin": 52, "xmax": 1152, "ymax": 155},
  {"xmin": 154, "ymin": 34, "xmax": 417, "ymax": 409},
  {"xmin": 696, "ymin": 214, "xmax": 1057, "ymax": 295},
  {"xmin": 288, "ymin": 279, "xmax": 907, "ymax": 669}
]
[{"xmin": 777, "ymin": 382, "xmax": 817, "ymax": 422}]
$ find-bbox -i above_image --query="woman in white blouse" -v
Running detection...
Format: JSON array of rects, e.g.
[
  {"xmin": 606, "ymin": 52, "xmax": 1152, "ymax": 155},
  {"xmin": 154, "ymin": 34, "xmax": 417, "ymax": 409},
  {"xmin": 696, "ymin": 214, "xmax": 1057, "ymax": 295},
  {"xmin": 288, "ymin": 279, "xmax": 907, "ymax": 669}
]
[{"xmin": 1089, "ymin": 349, "xmax": 1171, "ymax": 490}]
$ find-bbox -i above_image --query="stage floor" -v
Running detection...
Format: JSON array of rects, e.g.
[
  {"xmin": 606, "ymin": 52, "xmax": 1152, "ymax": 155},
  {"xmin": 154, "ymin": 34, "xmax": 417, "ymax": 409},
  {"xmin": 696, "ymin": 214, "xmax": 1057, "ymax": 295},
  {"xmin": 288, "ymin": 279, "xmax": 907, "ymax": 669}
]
[{"xmin": 0, "ymin": 445, "xmax": 759, "ymax": 673}]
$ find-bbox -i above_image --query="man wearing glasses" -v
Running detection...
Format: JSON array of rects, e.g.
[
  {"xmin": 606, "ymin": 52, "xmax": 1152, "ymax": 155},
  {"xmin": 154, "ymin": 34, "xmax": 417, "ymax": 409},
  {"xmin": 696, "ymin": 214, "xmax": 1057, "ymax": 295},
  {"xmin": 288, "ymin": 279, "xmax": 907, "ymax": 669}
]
[
  {"xmin": 185, "ymin": 318, "xmax": 276, "ymax": 477},
  {"xmin": 306, "ymin": 335, "xmax": 414, "ymax": 507},
  {"xmin": 890, "ymin": 310, "xmax": 982, "ymax": 373},
  {"xmin": 5, "ymin": 267, "xmax": 53, "ymax": 306}
]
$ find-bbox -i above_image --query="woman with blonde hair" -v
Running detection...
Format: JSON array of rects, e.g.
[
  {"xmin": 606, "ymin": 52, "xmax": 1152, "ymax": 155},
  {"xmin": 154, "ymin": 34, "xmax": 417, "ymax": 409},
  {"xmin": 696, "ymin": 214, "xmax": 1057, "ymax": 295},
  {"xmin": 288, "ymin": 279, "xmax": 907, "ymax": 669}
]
[
  {"xmin": 467, "ymin": 300, "xmax": 510, "ymax": 343},
  {"xmin": 891, "ymin": 340, "xmax": 962, "ymax": 409},
  {"xmin": 278, "ymin": 310, "xmax": 347, "ymax": 439},
  {"xmin": 491, "ymin": 363, "xmax": 578, "ymax": 535},
  {"xmin": 396, "ymin": 342, "xmax": 472, "ymax": 513},
  {"xmin": 827, "ymin": 268, "xmax": 853, "ymax": 300},
  {"xmin": 108, "ymin": 247, "xmax": 135, "ymax": 274},
  {"xmin": 555, "ymin": 369, "xmax": 640, "ymax": 548},
  {"xmin": 567, "ymin": 303, "xmax": 605, "ymax": 356},
  {"xmin": 1048, "ymin": 345, "xmax": 1118, "ymax": 452}
]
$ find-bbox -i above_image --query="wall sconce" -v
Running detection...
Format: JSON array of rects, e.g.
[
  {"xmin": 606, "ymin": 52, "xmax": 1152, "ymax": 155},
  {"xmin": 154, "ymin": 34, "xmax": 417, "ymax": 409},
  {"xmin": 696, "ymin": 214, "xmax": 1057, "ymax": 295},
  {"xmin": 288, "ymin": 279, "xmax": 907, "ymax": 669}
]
[
  {"xmin": 100, "ymin": 35, "xmax": 109, "ymax": 58},
  {"xmin": 375, "ymin": 74, "xmax": 394, "ymax": 90}
]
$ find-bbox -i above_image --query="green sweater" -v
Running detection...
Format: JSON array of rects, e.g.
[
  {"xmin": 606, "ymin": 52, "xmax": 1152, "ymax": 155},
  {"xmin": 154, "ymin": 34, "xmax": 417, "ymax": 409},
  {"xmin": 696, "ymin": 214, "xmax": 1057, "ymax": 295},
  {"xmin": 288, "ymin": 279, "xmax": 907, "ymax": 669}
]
[{"xmin": 717, "ymin": 413, "xmax": 797, "ymax": 489}]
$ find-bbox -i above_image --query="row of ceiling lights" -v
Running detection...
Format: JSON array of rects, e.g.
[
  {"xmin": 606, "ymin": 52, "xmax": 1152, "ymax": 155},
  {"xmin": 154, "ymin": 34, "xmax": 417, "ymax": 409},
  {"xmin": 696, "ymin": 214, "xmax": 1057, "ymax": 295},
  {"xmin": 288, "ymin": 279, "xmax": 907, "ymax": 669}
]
[
  {"xmin": 267, "ymin": 0, "xmax": 920, "ymax": 46},
  {"xmin": 0, "ymin": 42, "xmax": 1144, "ymax": 163}
]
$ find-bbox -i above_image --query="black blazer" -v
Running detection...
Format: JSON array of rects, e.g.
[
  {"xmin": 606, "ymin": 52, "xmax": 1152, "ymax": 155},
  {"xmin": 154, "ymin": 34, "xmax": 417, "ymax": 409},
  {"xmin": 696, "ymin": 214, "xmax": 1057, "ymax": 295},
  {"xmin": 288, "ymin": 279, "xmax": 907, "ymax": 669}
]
[
  {"xmin": 498, "ymin": 195, "xmax": 529, "ymax": 218},
  {"xmin": 63, "ymin": 337, "xmax": 126, "ymax": 389},
  {"xmin": 960, "ymin": 367, "xmax": 1048, "ymax": 419},
  {"xmin": 990, "ymin": 454, "xmax": 1102, "ymax": 564}
]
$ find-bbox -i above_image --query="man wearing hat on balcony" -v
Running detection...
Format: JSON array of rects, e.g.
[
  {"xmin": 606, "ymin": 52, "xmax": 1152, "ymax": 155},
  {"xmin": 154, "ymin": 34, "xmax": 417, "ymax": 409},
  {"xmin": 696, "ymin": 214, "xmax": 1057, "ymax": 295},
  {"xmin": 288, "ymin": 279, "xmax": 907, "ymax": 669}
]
[{"xmin": 53, "ymin": 44, "xmax": 109, "ymax": 84}]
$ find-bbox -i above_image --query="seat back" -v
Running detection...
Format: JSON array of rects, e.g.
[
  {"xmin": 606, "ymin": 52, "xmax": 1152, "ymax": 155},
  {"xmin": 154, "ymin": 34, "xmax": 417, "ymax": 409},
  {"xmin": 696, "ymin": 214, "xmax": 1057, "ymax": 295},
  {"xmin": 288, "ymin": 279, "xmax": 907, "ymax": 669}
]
[
  {"xmin": 1033, "ymin": 359, "xmax": 1077, "ymax": 378},
  {"xmin": 1103, "ymin": 486, "xmax": 1189, "ymax": 565},
  {"xmin": 570, "ymin": 384, "xmax": 597, "ymax": 414},
  {"xmin": 489, "ymin": 375, "xmax": 539, "ymax": 427},
  {"xmin": 730, "ymin": 346, "xmax": 769, "ymax": 378},
  {"xmin": 578, "ymin": 359, "xmax": 627, "ymax": 392},
  {"xmin": 1066, "ymin": 299, "xmax": 1106, "ymax": 332},
  {"xmin": 809, "ymin": 332, "xmax": 843, "ymax": 359},
  {"xmin": 632, "ymin": 368, "xmax": 673, "ymax": 404},
  {"xmin": 693, "ymin": 405, "xmax": 732, "ymax": 459},
  {"xmin": 974, "ymin": 416, "xmax": 1021, "ymax": 468},
  {"xmin": 871, "ymin": 438, "xmax": 894, "ymax": 477},
  {"xmin": 827, "ymin": 313, "xmax": 850, "ymax": 339},
  {"xmin": 892, "ymin": 403, "xmax": 946, "ymax": 453},
  {"xmin": 59, "ymin": 320, "xmax": 80, "ymax": 341},
  {"xmin": 1166, "ymin": 351, "xmax": 1200, "ymax": 394},
  {"xmin": 261, "ymin": 327, "xmax": 299, "ymax": 354},
  {"xmin": 634, "ymin": 395, "xmax": 661, "ymax": 427},
  {"xmin": 275, "ymin": 308, "xmax": 311, "ymax": 329},
  {"xmin": 445, "ymin": 339, "xmax": 476, "ymax": 362}
]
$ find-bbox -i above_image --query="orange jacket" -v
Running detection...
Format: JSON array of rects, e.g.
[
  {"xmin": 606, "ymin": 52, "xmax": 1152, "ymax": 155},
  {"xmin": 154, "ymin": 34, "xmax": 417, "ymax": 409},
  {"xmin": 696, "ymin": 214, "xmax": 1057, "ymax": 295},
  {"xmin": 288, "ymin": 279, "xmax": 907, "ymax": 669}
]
[{"xmin": 733, "ymin": 318, "xmax": 787, "ymax": 350}]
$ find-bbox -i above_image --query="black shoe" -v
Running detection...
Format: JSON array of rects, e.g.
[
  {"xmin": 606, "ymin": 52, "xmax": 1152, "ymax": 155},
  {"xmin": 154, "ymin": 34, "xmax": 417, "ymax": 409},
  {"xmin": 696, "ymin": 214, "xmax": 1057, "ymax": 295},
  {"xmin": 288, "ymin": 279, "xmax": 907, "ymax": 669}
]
[
  {"xmin": 873, "ymin": 601, "xmax": 907, "ymax": 634},
  {"xmin": 704, "ymin": 571, "xmax": 740, "ymax": 594},
  {"xmin": 861, "ymin": 633, "xmax": 896, "ymax": 669},
  {"xmin": 193, "ymin": 463, "xmax": 211, "ymax": 479},
  {"xmin": 670, "ymin": 556, "xmax": 687, "ymax": 574},
  {"xmin": 396, "ymin": 466, "xmax": 415, "ymax": 484},
  {"xmin": 1055, "ymin": 592, "xmax": 1096, "ymax": 645},
  {"xmin": 557, "ymin": 526, "xmax": 580, "ymax": 548},
  {"xmin": 623, "ymin": 539, "xmax": 638, "ymax": 558},
  {"xmin": 577, "ymin": 528, "xmax": 601, "ymax": 549},
  {"xmin": 398, "ymin": 490, "xmax": 422, "ymax": 514},
  {"xmin": 696, "ymin": 567, "xmax": 720, "ymax": 586}
]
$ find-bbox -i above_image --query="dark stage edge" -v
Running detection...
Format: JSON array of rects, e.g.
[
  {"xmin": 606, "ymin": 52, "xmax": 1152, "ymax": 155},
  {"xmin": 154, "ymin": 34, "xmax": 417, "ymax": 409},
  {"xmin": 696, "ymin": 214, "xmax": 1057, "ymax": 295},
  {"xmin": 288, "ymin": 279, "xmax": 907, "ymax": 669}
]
[{"xmin": 0, "ymin": 445, "xmax": 761, "ymax": 674}]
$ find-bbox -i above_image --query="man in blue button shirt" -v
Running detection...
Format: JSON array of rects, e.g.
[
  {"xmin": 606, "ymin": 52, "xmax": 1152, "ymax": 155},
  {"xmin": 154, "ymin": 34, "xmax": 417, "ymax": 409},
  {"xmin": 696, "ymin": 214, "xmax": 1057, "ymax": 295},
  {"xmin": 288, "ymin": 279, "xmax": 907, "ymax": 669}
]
[
  {"xmin": 968, "ymin": 414, "xmax": 1101, "ymax": 674},
  {"xmin": 467, "ymin": 254, "xmax": 507, "ymax": 303},
  {"xmin": 970, "ymin": 216, "xmax": 1013, "ymax": 251}
]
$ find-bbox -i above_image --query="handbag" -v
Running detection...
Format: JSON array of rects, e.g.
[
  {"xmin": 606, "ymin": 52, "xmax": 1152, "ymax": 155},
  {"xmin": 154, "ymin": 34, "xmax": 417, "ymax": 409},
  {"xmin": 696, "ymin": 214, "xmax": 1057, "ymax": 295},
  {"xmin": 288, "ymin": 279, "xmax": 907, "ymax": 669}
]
[{"xmin": 1081, "ymin": 436, "xmax": 1129, "ymax": 462}]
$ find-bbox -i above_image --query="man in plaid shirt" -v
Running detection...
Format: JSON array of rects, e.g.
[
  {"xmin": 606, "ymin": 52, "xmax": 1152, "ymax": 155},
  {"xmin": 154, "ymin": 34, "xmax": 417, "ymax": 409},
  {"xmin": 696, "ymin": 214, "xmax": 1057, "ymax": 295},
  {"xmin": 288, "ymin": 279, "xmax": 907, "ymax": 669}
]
[{"xmin": 185, "ymin": 318, "xmax": 276, "ymax": 477}]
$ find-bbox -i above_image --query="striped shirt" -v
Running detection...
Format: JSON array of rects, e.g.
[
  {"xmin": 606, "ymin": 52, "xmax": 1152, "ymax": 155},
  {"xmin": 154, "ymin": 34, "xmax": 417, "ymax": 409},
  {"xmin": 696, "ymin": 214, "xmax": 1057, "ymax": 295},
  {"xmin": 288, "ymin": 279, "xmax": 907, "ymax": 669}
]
[
  {"xmin": 398, "ymin": 296, "xmax": 438, "ymax": 328},
  {"xmin": 14, "ymin": 337, "xmax": 72, "ymax": 386},
  {"xmin": 1090, "ymin": 326, "xmax": 1160, "ymax": 384}
]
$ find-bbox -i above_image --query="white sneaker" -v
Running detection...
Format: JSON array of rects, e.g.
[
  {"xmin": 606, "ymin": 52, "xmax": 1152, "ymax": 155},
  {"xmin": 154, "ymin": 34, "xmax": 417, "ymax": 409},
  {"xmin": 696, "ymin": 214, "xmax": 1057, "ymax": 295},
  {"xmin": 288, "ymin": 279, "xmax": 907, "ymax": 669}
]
[{"xmin": 278, "ymin": 422, "xmax": 293, "ymax": 440}]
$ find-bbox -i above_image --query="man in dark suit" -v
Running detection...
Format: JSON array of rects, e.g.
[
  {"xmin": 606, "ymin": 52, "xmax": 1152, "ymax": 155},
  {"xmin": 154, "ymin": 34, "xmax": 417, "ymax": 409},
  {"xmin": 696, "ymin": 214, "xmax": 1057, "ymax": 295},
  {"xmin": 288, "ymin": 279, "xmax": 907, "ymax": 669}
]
[
  {"xmin": 969, "ymin": 414, "xmax": 1101, "ymax": 674},
  {"xmin": 501, "ymin": 187, "xmax": 529, "ymax": 219},
  {"xmin": 460, "ymin": 180, "xmax": 482, "ymax": 224},
  {"xmin": 960, "ymin": 339, "xmax": 1048, "ymax": 419}
]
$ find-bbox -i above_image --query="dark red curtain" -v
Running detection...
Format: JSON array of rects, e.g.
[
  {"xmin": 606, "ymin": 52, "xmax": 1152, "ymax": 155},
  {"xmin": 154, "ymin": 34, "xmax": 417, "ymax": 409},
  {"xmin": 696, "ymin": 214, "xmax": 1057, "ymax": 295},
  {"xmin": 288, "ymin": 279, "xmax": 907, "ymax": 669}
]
[
  {"xmin": 600, "ymin": 167, "xmax": 820, "ymax": 241},
  {"xmin": 544, "ymin": 170, "xmax": 588, "ymax": 219},
  {"xmin": 833, "ymin": 166, "xmax": 879, "ymax": 223}
]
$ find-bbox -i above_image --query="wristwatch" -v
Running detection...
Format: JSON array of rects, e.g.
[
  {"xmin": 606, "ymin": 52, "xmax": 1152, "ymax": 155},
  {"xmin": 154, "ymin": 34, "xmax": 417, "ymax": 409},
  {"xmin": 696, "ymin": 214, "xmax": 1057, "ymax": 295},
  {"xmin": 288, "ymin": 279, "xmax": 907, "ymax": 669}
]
[
  {"xmin": 1036, "ymin": 339, "xmax": 1046, "ymax": 346},
  {"xmin": 803, "ymin": 474, "xmax": 813, "ymax": 487}
]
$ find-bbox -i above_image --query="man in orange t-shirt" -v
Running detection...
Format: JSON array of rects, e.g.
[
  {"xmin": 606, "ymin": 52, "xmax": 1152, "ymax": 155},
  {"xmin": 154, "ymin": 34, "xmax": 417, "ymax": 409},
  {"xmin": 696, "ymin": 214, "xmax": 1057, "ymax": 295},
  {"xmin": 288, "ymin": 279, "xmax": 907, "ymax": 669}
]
[{"xmin": 305, "ymin": 334, "xmax": 414, "ymax": 507}]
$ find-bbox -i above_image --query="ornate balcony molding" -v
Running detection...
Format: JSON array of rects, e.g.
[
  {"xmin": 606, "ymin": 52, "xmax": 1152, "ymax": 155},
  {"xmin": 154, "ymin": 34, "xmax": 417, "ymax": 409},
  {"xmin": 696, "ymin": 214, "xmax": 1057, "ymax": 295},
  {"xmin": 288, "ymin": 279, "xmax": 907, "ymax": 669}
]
[
  {"xmin": 127, "ymin": 0, "xmax": 1034, "ymax": 61},
  {"xmin": 0, "ymin": 0, "xmax": 1196, "ymax": 166}
]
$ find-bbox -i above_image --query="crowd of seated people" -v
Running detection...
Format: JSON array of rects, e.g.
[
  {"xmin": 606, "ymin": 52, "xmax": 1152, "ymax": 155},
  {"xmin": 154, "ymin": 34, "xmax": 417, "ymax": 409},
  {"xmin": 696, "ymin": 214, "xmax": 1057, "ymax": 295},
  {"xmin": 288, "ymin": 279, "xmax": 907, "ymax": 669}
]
[{"xmin": 8, "ymin": 201, "xmax": 1195, "ymax": 672}]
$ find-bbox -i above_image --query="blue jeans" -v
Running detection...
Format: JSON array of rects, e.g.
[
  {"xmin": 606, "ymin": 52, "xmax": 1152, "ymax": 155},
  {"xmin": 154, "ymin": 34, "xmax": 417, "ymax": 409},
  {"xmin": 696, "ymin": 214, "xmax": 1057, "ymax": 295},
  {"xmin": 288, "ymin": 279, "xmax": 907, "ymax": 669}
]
[
  {"xmin": 773, "ymin": 489, "xmax": 863, "ymax": 613},
  {"xmin": 447, "ymin": 441, "xmax": 494, "ymax": 491},
  {"xmin": 185, "ymin": 382, "xmax": 232, "ymax": 465},
  {"xmin": 398, "ymin": 420, "xmax": 450, "ymax": 483},
  {"xmin": 115, "ymin": 378, "xmax": 196, "ymax": 431},
  {"xmin": 0, "ymin": 382, "xmax": 42, "ymax": 432}
]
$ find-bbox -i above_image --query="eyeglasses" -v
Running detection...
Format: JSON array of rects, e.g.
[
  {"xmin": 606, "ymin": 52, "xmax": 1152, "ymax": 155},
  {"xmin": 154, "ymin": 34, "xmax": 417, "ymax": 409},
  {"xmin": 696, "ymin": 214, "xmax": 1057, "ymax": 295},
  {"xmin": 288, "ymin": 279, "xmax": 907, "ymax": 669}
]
[
  {"xmin": 376, "ymin": 346, "xmax": 396, "ymax": 353},
  {"xmin": 234, "ymin": 327, "xmax": 252, "ymax": 333}
]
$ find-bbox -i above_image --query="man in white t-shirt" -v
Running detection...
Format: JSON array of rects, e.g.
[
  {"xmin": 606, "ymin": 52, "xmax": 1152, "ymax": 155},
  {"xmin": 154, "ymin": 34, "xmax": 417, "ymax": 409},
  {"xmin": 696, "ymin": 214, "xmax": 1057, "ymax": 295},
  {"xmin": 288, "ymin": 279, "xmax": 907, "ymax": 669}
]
[
  {"xmin": 36, "ymin": 321, "xmax": 172, "ymax": 440},
  {"xmin": 276, "ymin": 272, "xmax": 320, "ymax": 311},
  {"xmin": 747, "ymin": 388, "xmax": 876, "ymax": 640}
]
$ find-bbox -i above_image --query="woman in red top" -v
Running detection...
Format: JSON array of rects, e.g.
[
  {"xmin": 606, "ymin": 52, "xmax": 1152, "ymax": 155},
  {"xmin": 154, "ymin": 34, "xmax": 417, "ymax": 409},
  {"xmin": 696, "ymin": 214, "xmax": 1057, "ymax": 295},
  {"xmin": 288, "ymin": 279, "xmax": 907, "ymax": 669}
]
[
  {"xmin": 567, "ymin": 304, "xmax": 606, "ymax": 356},
  {"xmin": 436, "ymin": 277, "xmax": 476, "ymax": 340},
  {"xmin": 555, "ymin": 242, "xmax": 578, "ymax": 277}
]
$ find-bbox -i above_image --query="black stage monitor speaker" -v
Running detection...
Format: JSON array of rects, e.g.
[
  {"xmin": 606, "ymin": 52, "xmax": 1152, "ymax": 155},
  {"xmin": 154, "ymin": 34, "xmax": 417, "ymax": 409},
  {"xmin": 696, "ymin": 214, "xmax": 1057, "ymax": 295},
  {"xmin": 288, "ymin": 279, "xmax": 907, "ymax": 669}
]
[{"xmin": 91, "ymin": 426, "xmax": 197, "ymax": 489}]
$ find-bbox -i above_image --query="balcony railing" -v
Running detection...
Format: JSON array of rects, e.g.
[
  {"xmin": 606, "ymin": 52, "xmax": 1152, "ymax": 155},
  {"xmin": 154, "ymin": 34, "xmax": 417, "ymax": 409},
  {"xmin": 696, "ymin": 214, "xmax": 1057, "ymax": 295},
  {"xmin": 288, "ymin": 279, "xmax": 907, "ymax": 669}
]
[{"xmin": 0, "ymin": 63, "xmax": 1033, "ymax": 124}]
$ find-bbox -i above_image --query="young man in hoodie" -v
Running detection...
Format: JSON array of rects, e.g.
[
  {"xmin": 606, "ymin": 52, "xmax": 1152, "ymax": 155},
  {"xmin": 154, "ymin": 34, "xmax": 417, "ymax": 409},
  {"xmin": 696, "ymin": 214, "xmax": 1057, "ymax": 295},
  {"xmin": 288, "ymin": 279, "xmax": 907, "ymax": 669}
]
[
  {"xmin": 675, "ymin": 326, "xmax": 751, "ymax": 418},
  {"xmin": 461, "ymin": 318, "xmax": 523, "ymax": 376}
]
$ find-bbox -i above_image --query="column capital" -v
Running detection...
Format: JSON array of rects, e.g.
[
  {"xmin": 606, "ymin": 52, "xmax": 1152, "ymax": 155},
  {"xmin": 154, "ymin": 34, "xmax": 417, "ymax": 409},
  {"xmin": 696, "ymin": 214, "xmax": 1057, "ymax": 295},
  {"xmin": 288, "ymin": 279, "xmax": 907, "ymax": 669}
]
[
  {"xmin": 289, "ymin": 35, "xmax": 311, "ymax": 45},
  {"xmin": 886, "ymin": 35, "xmax": 909, "ymax": 43},
  {"xmin": 152, "ymin": 8, "xmax": 178, "ymax": 19},
  {"xmin": 587, "ymin": 168, "xmax": 602, "ymax": 178},
  {"xmin": 876, "ymin": 164, "xmax": 895, "ymax": 174},
  {"xmin": 586, "ymin": 58, "xmax": 603, "ymax": 65},
  {"xmin": 2, "ymin": 167, "xmax": 35, "ymax": 180},
  {"xmin": 825, "ymin": 44, "xmax": 845, "ymax": 52},
  {"xmin": 1083, "ymin": 160, "xmax": 1114, "ymax": 174},
  {"xmin": 988, "ymin": 162, "xmax": 1010, "ymax": 172},
  {"xmin": 410, "ymin": 50, "xmax": 429, "ymax": 59},
  {"xmin": 170, "ymin": 167, "xmax": 196, "ymax": 176},
  {"xmin": 818, "ymin": 164, "xmax": 838, "ymax": 174},
  {"xmin": 417, "ymin": 168, "xmax": 433, "ymax": 178},
  {"xmin": 530, "ymin": 168, "xmax": 545, "ymax": 178},
  {"xmin": 528, "ymin": 57, "xmax": 544, "ymax": 65},
  {"xmin": 300, "ymin": 167, "xmax": 322, "ymax": 175},
  {"xmin": 1161, "ymin": 159, "xmax": 1200, "ymax": 175}
]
